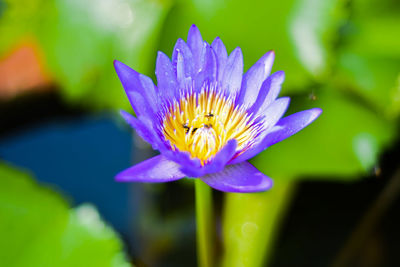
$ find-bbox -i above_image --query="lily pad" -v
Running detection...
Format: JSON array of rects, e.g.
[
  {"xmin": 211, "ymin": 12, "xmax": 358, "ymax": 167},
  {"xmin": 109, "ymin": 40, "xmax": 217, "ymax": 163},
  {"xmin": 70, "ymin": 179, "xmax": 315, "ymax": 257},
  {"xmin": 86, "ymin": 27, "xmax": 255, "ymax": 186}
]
[
  {"xmin": 0, "ymin": 162, "xmax": 131, "ymax": 267},
  {"xmin": 336, "ymin": 0, "xmax": 400, "ymax": 116}
]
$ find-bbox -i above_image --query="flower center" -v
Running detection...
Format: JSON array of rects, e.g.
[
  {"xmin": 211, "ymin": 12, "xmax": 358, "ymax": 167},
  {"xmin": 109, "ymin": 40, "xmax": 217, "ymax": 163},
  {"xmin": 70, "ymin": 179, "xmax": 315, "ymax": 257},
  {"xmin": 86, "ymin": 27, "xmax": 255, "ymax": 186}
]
[{"xmin": 162, "ymin": 88, "xmax": 259, "ymax": 164}]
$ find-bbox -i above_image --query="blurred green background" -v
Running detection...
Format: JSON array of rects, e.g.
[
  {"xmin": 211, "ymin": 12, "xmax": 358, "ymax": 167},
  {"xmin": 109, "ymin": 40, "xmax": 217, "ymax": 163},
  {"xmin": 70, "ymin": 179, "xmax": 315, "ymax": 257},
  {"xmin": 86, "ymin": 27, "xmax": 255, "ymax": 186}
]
[{"xmin": 0, "ymin": 0, "xmax": 399, "ymax": 266}]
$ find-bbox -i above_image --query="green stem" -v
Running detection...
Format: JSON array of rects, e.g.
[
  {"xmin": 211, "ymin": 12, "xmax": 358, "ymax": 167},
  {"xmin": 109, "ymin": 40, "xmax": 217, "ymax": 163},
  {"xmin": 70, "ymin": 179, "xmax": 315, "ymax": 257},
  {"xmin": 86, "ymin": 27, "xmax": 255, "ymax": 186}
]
[{"xmin": 195, "ymin": 179, "xmax": 214, "ymax": 267}]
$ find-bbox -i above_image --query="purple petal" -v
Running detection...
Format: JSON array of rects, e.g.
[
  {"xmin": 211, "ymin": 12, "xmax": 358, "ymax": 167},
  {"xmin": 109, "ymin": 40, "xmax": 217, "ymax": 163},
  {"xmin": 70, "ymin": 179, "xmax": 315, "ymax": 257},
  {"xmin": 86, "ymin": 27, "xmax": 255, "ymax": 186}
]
[
  {"xmin": 195, "ymin": 43, "xmax": 217, "ymax": 92},
  {"xmin": 164, "ymin": 149, "xmax": 203, "ymax": 176},
  {"xmin": 222, "ymin": 47, "xmax": 243, "ymax": 95},
  {"xmin": 211, "ymin": 37, "xmax": 228, "ymax": 83},
  {"xmin": 155, "ymin": 51, "xmax": 178, "ymax": 100},
  {"xmin": 200, "ymin": 161, "xmax": 273, "ymax": 193},
  {"xmin": 207, "ymin": 139, "xmax": 237, "ymax": 173},
  {"xmin": 114, "ymin": 60, "xmax": 157, "ymax": 117},
  {"xmin": 262, "ymin": 108, "xmax": 323, "ymax": 148},
  {"xmin": 175, "ymin": 52, "xmax": 186, "ymax": 85},
  {"xmin": 138, "ymin": 74, "xmax": 157, "ymax": 105},
  {"xmin": 258, "ymin": 97, "xmax": 290, "ymax": 130},
  {"xmin": 172, "ymin": 38, "xmax": 194, "ymax": 81},
  {"xmin": 238, "ymin": 51, "xmax": 275, "ymax": 107},
  {"xmin": 187, "ymin": 25, "xmax": 204, "ymax": 72},
  {"xmin": 115, "ymin": 155, "xmax": 186, "ymax": 182},
  {"xmin": 252, "ymin": 71, "xmax": 285, "ymax": 116},
  {"xmin": 246, "ymin": 76, "xmax": 272, "ymax": 115},
  {"xmin": 174, "ymin": 140, "xmax": 237, "ymax": 178},
  {"xmin": 260, "ymin": 50, "xmax": 275, "ymax": 77},
  {"xmin": 229, "ymin": 108, "xmax": 322, "ymax": 164},
  {"xmin": 120, "ymin": 110, "xmax": 164, "ymax": 150},
  {"xmin": 231, "ymin": 97, "xmax": 290, "ymax": 165}
]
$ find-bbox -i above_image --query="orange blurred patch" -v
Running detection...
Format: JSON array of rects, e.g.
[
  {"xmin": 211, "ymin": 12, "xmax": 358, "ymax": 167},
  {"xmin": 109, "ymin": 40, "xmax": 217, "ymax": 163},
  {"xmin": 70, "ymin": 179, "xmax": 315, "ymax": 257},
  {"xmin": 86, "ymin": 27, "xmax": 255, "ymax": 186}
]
[{"xmin": 0, "ymin": 39, "xmax": 53, "ymax": 99}]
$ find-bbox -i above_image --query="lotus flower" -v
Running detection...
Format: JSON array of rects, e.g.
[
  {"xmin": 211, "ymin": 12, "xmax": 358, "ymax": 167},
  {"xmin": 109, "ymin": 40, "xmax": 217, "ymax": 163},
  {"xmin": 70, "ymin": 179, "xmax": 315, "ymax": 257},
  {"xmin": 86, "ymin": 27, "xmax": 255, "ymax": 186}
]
[{"xmin": 114, "ymin": 25, "xmax": 321, "ymax": 193}]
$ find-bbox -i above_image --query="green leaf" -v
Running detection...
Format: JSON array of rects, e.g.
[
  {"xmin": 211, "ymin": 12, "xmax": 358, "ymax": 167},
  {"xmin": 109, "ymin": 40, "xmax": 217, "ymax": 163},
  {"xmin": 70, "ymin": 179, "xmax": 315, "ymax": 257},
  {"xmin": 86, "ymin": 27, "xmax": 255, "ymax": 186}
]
[
  {"xmin": 337, "ymin": 52, "xmax": 400, "ymax": 114},
  {"xmin": 35, "ymin": 0, "xmax": 172, "ymax": 109},
  {"xmin": 335, "ymin": 0, "xmax": 400, "ymax": 115},
  {"xmin": 252, "ymin": 88, "xmax": 395, "ymax": 180},
  {"xmin": 0, "ymin": 163, "xmax": 131, "ymax": 267},
  {"xmin": 159, "ymin": 0, "xmax": 343, "ymax": 93}
]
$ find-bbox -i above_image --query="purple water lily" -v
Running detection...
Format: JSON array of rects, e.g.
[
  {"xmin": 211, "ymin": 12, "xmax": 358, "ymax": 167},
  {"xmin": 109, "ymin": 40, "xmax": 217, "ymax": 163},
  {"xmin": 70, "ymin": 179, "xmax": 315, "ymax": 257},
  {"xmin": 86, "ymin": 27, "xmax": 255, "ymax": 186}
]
[{"xmin": 114, "ymin": 25, "xmax": 321, "ymax": 193}]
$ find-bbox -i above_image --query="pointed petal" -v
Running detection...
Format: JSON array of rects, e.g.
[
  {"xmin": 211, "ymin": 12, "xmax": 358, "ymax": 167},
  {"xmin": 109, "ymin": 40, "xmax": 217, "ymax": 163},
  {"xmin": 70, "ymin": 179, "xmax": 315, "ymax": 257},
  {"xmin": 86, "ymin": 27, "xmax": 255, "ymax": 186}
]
[
  {"xmin": 239, "ymin": 62, "xmax": 266, "ymax": 107},
  {"xmin": 120, "ymin": 110, "xmax": 163, "ymax": 150},
  {"xmin": 201, "ymin": 162, "xmax": 273, "ymax": 193},
  {"xmin": 114, "ymin": 60, "xmax": 157, "ymax": 117},
  {"xmin": 222, "ymin": 47, "xmax": 243, "ymax": 95},
  {"xmin": 252, "ymin": 71, "xmax": 285, "ymax": 116},
  {"xmin": 230, "ymin": 108, "xmax": 322, "ymax": 164},
  {"xmin": 155, "ymin": 51, "xmax": 178, "ymax": 100},
  {"xmin": 260, "ymin": 50, "xmax": 275, "ymax": 78},
  {"xmin": 211, "ymin": 37, "xmax": 228, "ymax": 83},
  {"xmin": 176, "ymin": 52, "xmax": 186, "ymax": 83},
  {"xmin": 115, "ymin": 155, "xmax": 186, "ymax": 182},
  {"xmin": 195, "ymin": 43, "xmax": 217, "ymax": 92},
  {"xmin": 246, "ymin": 76, "xmax": 272, "ymax": 114},
  {"xmin": 138, "ymin": 74, "xmax": 157, "ymax": 107},
  {"xmin": 202, "ymin": 44, "xmax": 217, "ymax": 79},
  {"xmin": 262, "ymin": 108, "xmax": 323, "ymax": 148},
  {"xmin": 258, "ymin": 97, "xmax": 290, "ymax": 130},
  {"xmin": 207, "ymin": 139, "xmax": 237, "ymax": 173},
  {"xmin": 172, "ymin": 38, "xmax": 194, "ymax": 81},
  {"xmin": 238, "ymin": 51, "xmax": 275, "ymax": 107},
  {"xmin": 187, "ymin": 24, "xmax": 204, "ymax": 72}
]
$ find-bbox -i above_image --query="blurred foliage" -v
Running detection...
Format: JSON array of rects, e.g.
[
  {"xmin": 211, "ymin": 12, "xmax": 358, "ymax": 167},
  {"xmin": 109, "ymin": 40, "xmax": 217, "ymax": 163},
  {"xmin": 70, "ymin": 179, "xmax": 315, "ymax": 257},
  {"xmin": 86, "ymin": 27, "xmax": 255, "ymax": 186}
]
[
  {"xmin": 37, "ymin": 0, "xmax": 172, "ymax": 109},
  {"xmin": 0, "ymin": 163, "xmax": 131, "ymax": 267},
  {"xmin": 335, "ymin": 0, "xmax": 400, "ymax": 117},
  {"xmin": 0, "ymin": 0, "xmax": 172, "ymax": 109},
  {"xmin": 0, "ymin": 0, "xmax": 42, "ymax": 55}
]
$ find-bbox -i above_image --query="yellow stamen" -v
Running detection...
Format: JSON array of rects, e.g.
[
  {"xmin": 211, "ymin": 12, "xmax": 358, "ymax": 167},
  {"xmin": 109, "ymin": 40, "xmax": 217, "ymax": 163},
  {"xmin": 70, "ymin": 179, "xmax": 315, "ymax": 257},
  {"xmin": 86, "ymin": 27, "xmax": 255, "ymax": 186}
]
[{"xmin": 162, "ymin": 88, "xmax": 258, "ymax": 164}]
